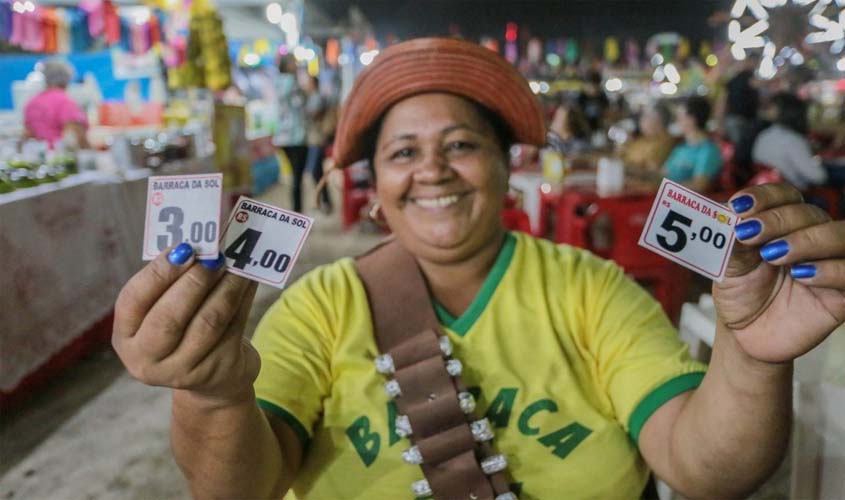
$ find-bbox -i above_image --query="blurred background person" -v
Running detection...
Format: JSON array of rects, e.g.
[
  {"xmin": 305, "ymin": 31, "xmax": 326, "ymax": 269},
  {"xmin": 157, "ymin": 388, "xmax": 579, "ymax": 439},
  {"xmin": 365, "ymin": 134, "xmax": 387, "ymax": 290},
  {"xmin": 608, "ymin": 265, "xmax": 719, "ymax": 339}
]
[
  {"xmin": 663, "ymin": 96, "xmax": 723, "ymax": 191},
  {"xmin": 620, "ymin": 101, "xmax": 675, "ymax": 173},
  {"xmin": 577, "ymin": 70, "xmax": 610, "ymax": 132},
  {"xmin": 752, "ymin": 92, "xmax": 827, "ymax": 189},
  {"xmin": 719, "ymin": 56, "xmax": 759, "ymax": 144},
  {"xmin": 303, "ymin": 75, "xmax": 333, "ymax": 214},
  {"xmin": 273, "ymin": 54, "xmax": 309, "ymax": 212},
  {"xmin": 547, "ymin": 102, "xmax": 592, "ymax": 156},
  {"xmin": 23, "ymin": 58, "xmax": 89, "ymax": 149}
]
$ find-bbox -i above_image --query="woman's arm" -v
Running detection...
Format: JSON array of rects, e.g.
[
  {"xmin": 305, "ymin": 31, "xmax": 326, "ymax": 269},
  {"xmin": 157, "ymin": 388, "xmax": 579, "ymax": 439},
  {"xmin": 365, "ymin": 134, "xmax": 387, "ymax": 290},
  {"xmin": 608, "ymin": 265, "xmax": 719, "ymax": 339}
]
[
  {"xmin": 638, "ymin": 325, "xmax": 791, "ymax": 498},
  {"xmin": 172, "ymin": 390, "xmax": 303, "ymax": 499},
  {"xmin": 640, "ymin": 182, "xmax": 844, "ymax": 497}
]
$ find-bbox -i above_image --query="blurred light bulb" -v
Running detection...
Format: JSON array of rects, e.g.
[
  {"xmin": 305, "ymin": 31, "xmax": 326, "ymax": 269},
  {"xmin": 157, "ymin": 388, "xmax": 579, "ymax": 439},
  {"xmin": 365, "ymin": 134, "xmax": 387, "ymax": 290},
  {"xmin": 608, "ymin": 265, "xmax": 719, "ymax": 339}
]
[
  {"xmin": 266, "ymin": 3, "xmax": 282, "ymax": 24},
  {"xmin": 651, "ymin": 54, "xmax": 664, "ymax": 66},
  {"xmin": 605, "ymin": 77, "xmax": 623, "ymax": 92},
  {"xmin": 664, "ymin": 63, "xmax": 681, "ymax": 84},
  {"xmin": 659, "ymin": 82, "xmax": 678, "ymax": 95},
  {"xmin": 360, "ymin": 50, "xmax": 379, "ymax": 66},
  {"xmin": 280, "ymin": 12, "xmax": 297, "ymax": 33},
  {"xmin": 705, "ymin": 54, "xmax": 719, "ymax": 67}
]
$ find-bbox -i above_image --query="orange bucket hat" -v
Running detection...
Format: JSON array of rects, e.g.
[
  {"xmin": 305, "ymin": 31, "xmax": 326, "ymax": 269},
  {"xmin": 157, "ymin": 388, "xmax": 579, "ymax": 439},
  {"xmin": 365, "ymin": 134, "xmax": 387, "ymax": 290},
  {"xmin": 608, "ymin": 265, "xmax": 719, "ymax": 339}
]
[{"xmin": 331, "ymin": 37, "xmax": 546, "ymax": 168}]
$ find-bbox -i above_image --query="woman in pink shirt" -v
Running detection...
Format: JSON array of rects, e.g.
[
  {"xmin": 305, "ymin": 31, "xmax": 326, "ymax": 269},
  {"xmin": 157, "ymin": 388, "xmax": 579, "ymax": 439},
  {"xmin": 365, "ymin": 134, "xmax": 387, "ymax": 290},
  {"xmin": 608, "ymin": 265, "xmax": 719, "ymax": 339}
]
[{"xmin": 23, "ymin": 59, "xmax": 89, "ymax": 149}]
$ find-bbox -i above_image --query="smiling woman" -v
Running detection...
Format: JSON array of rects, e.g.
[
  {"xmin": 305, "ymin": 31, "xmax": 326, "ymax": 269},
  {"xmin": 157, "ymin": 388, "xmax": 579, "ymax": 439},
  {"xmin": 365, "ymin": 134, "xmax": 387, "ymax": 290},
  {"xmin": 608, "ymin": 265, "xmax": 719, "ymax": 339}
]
[{"xmin": 112, "ymin": 37, "xmax": 845, "ymax": 500}]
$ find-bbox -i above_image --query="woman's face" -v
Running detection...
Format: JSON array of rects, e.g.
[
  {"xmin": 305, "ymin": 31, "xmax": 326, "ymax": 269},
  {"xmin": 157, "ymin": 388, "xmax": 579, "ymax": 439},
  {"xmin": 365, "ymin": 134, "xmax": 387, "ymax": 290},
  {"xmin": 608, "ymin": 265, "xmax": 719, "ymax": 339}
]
[
  {"xmin": 639, "ymin": 108, "xmax": 663, "ymax": 137},
  {"xmin": 675, "ymin": 106, "xmax": 697, "ymax": 135},
  {"xmin": 373, "ymin": 93, "xmax": 509, "ymax": 263}
]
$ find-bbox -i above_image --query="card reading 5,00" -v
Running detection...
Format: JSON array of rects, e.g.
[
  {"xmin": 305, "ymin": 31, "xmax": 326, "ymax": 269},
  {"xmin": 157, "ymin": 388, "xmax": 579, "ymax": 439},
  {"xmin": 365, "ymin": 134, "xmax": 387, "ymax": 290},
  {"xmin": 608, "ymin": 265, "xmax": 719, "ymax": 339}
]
[{"xmin": 638, "ymin": 179, "xmax": 738, "ymax": 282}]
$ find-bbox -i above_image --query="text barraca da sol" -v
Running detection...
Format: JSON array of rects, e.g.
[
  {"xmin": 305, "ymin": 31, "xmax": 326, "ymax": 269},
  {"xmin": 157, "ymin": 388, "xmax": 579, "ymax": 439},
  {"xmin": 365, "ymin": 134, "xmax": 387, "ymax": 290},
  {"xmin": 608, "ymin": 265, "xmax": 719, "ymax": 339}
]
[{"xmin": 223, "ymin": 200, "xmax": 309, "ymax": 274}]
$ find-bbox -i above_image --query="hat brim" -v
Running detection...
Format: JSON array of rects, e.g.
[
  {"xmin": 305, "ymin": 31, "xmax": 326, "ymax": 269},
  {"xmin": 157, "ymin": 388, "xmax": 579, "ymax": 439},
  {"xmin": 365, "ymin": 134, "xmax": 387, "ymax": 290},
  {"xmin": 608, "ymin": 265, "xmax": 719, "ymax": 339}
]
[{"xmin": 332, "ymin": 38, "xmax": 546, "ymax": 168}]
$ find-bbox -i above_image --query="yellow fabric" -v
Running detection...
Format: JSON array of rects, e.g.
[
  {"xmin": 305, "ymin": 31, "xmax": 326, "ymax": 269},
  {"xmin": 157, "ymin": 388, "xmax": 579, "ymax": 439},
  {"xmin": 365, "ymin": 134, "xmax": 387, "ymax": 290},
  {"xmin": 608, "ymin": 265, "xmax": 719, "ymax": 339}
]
[{"xmin": 253, "ymin": 232, "xmax": 706, "ymax": 499}]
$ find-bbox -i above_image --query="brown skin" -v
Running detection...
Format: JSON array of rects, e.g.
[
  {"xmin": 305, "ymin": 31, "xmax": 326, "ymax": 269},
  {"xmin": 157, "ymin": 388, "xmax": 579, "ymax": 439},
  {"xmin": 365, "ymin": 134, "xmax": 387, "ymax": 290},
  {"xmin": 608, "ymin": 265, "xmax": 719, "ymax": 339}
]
[
  {"xmin": 112, "ymin": 91, "xmax": 844, "ymax": 498},
  {"xmin": 372, "ymin": 93, "xmax": 509, "ymax": 314}
]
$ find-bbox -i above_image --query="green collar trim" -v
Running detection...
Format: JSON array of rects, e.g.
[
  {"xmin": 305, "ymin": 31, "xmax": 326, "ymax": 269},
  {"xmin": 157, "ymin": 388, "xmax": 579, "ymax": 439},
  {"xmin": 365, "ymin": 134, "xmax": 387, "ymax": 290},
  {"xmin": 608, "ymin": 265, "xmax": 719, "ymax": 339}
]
[{"xmin": 433, "ymin": 232, "xmax": 517, "ymax": 336}]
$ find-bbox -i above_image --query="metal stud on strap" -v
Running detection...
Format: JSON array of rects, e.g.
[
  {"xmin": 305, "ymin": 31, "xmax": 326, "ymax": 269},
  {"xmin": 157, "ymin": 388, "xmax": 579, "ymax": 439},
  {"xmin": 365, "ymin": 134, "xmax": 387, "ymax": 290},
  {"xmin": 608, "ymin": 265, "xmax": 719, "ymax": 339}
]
[
  {"xmin": 458, "ymin": 391, "xmax": 476, "ymax": 413},
  {"xmin": 402, "ymin": 445, "xmax": 423, "ymax": 465},
  {"xmin": 446, "ymin": 359, "xmax": 463, "ymax": 376},
  {"xmin": 411, "ymin": 478, "xmax": 431, "ymax": 497},
  {"xmin": 439, "ymin": 336, "xmax": 453, "ymax": 356},
  {"xmin": 395, "ymin": 415, "xmax": 412, "ymax": 438},
  {"xmin": 384, "ymin": 379, "xmax": 402, "ymax": 398},
  {"xmin": 374, "ymin": 354, "xmax": 394, "ymax": 374},
  {"xmin": 470, "ymin": 418, "xmax": 494, "ymax": 442},
  {"xmin": 480, "ymin": 454, "xmax": 508, "ymax": 475}
]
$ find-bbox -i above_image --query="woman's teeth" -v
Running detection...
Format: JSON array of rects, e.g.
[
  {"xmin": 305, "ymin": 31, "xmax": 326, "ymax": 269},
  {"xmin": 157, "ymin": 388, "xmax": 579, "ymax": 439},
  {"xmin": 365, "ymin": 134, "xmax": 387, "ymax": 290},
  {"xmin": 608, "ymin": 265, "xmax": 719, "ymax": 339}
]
[{"xmin": 413, "ymin": 194, "xmax": 462, "ymax": 208}]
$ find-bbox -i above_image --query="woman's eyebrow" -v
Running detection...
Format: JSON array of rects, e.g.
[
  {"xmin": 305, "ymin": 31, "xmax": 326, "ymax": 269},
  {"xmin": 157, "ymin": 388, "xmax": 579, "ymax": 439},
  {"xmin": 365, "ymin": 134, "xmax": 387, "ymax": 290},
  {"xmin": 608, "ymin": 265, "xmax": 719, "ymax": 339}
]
[{"xmin": 379, "ymin": 133, "xmax": 416, "ymax": 152}]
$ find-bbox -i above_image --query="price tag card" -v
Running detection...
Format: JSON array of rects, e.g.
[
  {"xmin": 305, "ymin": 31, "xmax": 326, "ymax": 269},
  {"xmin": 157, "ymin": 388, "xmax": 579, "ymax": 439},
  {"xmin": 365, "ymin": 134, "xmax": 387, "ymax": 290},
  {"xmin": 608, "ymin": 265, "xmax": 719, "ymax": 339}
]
[
  {"xmin": 143, "ymin": 173, "xmax": 223, "ymax": 260},
  {"xmin": 638, "ymin": 179, "xmax": 738, "ymax": 282},
  {"xmin": 220, "ymin": 196, "xmax": 313, "ymax": 289}
]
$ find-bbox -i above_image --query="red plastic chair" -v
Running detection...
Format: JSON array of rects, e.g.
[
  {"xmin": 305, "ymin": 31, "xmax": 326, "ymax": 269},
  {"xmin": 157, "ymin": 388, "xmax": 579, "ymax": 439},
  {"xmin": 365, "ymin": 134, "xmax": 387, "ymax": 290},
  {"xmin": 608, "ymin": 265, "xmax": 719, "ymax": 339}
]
[
  {"xmin": 502, "ymin": 207, "xmax": 533, "ymax": 233},
  {"xmin": 342, "ymin": 164, "xmax": 375, "ymax": 230},
  {"xmin": 554, "ymin": 191, "xmax": 691, "ymax": 323},
  {"xmin": 749, "ymin": 165, "xmax": 841, "ymax": 219}
]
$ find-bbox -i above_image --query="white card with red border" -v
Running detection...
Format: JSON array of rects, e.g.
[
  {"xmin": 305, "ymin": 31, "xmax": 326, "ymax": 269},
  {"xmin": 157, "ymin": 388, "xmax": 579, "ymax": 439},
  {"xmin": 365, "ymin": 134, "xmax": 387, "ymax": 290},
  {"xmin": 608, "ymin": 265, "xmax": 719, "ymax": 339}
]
[
  {"xmin": 143, "ymin": 173, "xmax": 223, "ymax": 260},
  {"xmin": 220, "ymin": 196, "xmax": 313, "ymax": 289},
  {"xmin": 638, "ymin": 179, "xmax": 738, "ymax": 282}
]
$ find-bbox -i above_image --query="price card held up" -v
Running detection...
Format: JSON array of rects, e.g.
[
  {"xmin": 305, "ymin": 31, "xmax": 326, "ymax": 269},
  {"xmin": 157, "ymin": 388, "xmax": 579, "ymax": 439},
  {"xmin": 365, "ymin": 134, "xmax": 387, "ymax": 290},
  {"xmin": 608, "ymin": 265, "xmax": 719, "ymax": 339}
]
[
  {"xmin": 143, "ymin": 173, "xmax": 223, "ymax": 260},
  {"xmin": 639, "ymin": 179, "xmax": 738, "ymax": 282},
  {"xmin": 220, "ymin": 196, "xmax": 313, "ymax": 289}
]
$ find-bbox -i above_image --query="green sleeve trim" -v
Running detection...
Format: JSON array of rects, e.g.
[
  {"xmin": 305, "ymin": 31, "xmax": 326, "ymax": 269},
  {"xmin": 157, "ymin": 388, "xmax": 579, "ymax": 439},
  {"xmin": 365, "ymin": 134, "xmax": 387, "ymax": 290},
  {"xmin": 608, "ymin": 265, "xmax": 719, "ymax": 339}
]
[
  {"xmin": 628, "ymin": 372, "xmax": 705, "ymax": 444},
  {"xmin": 257, "ymin": 398, "xmax": 311, "ymax": 450}
]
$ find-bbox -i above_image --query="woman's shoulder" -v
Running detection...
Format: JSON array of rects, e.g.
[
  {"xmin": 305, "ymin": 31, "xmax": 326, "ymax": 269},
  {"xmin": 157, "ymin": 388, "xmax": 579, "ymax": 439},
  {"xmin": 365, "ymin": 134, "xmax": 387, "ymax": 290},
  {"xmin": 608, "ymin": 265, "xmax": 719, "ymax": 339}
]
[{"xmin": 513, "ymin": 232, "xmax": 617, "ymax": 277}]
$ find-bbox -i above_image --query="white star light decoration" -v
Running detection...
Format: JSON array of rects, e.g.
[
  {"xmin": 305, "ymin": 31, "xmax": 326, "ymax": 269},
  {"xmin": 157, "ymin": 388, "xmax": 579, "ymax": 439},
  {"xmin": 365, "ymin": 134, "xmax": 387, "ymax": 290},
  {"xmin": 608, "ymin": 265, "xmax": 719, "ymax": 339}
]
[{"xmin": 728, "ymin": 0, "xmax": 845, "ymax": 77}]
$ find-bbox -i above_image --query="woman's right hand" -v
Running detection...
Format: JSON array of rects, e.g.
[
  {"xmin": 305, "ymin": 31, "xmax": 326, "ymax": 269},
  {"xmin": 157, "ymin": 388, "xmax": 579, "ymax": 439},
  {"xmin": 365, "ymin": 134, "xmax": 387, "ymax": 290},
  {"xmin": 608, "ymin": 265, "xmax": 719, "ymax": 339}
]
[{"xmin": 112, "ymin": 243, "xmax": 260, "ymax": 406}]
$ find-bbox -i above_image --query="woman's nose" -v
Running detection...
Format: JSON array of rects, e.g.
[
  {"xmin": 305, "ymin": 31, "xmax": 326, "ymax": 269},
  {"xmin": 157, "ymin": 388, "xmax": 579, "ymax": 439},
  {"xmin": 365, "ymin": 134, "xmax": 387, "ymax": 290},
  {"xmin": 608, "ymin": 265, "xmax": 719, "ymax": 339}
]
[{"xmin": 413, "ymin": 149, "xmax": 452, "ymax": 183}]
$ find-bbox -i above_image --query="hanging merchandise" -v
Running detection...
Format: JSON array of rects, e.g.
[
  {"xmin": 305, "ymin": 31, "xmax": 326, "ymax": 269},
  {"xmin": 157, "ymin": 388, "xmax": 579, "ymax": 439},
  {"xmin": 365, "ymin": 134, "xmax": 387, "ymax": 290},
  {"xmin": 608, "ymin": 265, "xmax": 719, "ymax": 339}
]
[
  {"xmin": 625, "ymin": 38, "xmax": 640, "ymax": 69},
  {"xmin": 565, "ymin": 38, "xmax": 579, "ymax": 65},
  {"xmin": 326, "ymin": 38, "xmax": 339, "ymax": 66},
  {"xmin": 41, "ymin": 7, "xmax": 58, "ymax": 53},
  {"xmin": 169, "ymin": 1, "xmax": 232, "ymax": 91},
  {"xmin": 21, "ymin": 6, "xmax": 44, "ymax": 52},
  {"xmin": 604, "ymin": 36, "xmax": 620, "ymax": 64},
  {"xmin": 104, "ymin": 1, "xmax": 119, "ymax": 45},
  {"xmin": 677, "ymin": 37, "xmax": 691, "ymax": 60},
  {"xmin": 527, "ymin": 37, "xmax": 542, "ymax": 64},
  {"xmin": 79, "ymin": 0, "xmax": 104, "ymax": 38},
  {"xmin": 1, "ymin": 2, "xmax": 11, "ymax": 42}
]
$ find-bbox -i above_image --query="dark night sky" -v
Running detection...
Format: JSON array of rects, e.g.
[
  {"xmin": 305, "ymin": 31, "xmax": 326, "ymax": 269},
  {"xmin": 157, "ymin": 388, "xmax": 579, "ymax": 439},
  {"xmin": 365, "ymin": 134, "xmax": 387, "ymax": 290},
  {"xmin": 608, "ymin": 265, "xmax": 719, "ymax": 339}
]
[{"xmin": 314, "ymin": 0, "xmax": 730, "ymax": 44}]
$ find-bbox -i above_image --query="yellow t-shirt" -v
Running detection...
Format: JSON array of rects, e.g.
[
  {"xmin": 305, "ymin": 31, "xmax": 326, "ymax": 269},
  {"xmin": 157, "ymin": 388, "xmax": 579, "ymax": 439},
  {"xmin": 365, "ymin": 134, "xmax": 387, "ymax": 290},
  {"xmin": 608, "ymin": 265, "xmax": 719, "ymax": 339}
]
[{"xmin": 253, "ymin": 232, "xmax": 707, "ymax": 500}]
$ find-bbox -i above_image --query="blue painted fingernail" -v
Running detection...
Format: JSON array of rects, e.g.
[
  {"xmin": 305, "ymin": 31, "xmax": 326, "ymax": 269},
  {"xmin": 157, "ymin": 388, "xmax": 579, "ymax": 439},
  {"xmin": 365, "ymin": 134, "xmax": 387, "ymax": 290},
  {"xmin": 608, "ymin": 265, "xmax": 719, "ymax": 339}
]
[
  {"xmin": 730, "ymin": 195, "xmax": 754, "ymax": 214},
  {"xmin": 760, "ymin": 240, "xmax": 789, "ymax": 261},
  {"xmin": 200, "ymin": 252, "xmax": 225, "ymax": 271},
  {"xmin": 791, "ymin": 264, "xmax": 816, "ymax": 279},
  {"xmin": 735, "ymin": 220, "xmax": 762, "ymax": 240},
  {"xmin": 168, "ymin": 243, "xmax": 193, "ymax": 265}
]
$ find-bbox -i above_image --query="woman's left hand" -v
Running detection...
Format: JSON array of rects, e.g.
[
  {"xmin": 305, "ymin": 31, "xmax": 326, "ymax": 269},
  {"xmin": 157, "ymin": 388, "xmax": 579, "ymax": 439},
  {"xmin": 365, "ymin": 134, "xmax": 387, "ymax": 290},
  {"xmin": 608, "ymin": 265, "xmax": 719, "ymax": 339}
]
[{"xmin": 713, "ymin": 183, "xmax": 845, "ymax": 363}]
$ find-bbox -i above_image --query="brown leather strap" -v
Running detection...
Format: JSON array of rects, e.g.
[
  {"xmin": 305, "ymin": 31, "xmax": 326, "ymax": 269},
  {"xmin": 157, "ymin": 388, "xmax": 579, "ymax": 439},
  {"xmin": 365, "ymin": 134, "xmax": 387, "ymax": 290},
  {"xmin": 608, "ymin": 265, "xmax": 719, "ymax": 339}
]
[{"xmin": 356, "ymin": 240, "xmax": 513, "ymax": 500}]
